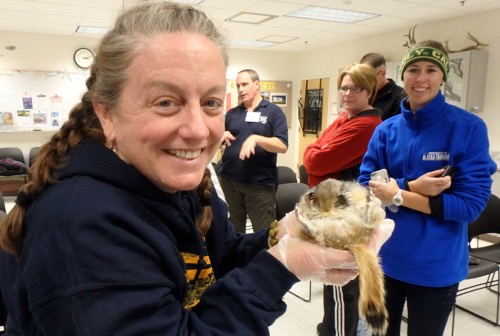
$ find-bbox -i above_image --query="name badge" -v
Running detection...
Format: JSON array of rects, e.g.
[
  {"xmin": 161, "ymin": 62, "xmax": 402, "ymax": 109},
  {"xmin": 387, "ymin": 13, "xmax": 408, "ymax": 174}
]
[{"xmin": 245, "ymin": 112, "xmax": 261, "ymax": 122}]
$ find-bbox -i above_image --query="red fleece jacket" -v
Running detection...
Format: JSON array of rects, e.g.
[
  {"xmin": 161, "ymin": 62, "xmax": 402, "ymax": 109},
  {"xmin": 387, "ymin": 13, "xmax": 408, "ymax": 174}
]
[{"xmin": 303, "ymin": 109, "xmax": 381, "ymax": 187}]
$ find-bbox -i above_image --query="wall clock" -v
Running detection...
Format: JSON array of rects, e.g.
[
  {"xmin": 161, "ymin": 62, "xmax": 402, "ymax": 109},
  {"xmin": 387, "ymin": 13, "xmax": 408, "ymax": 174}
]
[{"xmin": 74, "ymin": 48, "xmax": 94, "ymax": 69}]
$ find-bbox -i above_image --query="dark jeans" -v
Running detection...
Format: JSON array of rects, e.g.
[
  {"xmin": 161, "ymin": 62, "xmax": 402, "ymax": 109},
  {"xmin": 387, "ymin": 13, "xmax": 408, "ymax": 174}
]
[
  {"xmin": 320, "ymin": 278, "xmax": 360, "ymax": 336},
  {"xmin": 385, "ymin": 275, "xmax": 459, "ymax": 336},
  {"xmin": 219, "ymin": 177, "xmax": 276, "ymax": 233}
]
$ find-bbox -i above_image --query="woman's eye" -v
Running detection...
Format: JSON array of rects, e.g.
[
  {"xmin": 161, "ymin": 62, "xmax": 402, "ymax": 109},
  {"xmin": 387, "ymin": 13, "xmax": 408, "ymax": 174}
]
[
  {"xmin": 158, "ymin": 100, "xmax": 173, "ymax": 108},
  {"xmin": 204, "ymin": 100, "xmax": 222, "ymax": 108}
]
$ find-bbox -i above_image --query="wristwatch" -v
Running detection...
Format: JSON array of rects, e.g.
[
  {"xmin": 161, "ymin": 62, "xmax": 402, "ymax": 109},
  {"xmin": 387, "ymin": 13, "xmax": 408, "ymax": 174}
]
[{"xmin": 393, "ymin": 189, "xmax": 403, "ymax": 206}]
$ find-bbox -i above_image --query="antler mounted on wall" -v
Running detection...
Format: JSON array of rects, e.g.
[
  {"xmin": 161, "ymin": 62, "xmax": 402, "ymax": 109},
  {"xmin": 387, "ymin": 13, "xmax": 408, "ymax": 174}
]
[
  {"xmin": 402, "ymin": 25, "xmax": 489, "ymax": 54},
  {"xmin": 444, "ymin": 32, "xmax": 489, "ymax": 53},
  {"xmin": 402, "ymin": 25, "xmax": 417, "ymax": 49}
]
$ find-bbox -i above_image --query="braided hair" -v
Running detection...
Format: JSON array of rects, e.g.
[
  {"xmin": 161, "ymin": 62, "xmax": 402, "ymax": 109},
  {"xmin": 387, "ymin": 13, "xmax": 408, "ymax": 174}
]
[{"xmin": 0, "ymin": 1, "xmax": 228, "ymax": 256}]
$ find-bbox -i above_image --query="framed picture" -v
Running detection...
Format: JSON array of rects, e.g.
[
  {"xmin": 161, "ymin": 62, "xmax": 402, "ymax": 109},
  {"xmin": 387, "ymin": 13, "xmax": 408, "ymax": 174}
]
[
  {"xmin": 261, "ymin": 91, "xmax": 270, "ymax": 100},
  {"xmin": 271, "ymin": 93, "xmax": 287, "ymax": 107}
]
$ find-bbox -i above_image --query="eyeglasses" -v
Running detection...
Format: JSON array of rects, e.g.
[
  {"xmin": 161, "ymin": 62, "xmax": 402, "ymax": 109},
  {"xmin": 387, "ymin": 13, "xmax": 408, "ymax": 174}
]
[{"xmin": 338, "ymin": 86, "xmax": 364, "ymax": 93}]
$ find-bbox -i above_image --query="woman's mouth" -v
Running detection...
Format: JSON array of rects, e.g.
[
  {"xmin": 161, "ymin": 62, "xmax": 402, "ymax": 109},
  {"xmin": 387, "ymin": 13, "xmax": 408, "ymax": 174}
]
[{"xmin": 166, "ymin": 149, "xmax": 201, "ymax": 160}]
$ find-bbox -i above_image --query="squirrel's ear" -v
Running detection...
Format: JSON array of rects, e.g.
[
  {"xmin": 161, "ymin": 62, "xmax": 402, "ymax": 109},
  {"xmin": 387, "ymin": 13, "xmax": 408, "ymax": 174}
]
[{"xmin": 307, "ymin": 192, "xmax": 319, "ymax": 207}]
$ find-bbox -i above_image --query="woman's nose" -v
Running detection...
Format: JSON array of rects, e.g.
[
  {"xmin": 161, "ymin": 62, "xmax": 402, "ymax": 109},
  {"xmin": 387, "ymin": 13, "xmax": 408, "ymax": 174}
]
[{"xmin": 178, "ymin": 106, "xmax": 209, "ymax": 138}]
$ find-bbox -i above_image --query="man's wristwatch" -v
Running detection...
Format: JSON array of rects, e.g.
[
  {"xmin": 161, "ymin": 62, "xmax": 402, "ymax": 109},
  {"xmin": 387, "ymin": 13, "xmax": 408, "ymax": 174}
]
[{"xmin": 393, "ymin": 189, "xmax": 403, "ymax": 206}]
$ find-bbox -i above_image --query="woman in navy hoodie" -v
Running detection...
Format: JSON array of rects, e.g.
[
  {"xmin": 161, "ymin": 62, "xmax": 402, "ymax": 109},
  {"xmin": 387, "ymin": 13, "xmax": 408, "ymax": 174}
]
[
  {"xmin": 0, "ymin": 2, "xmax": 375, "ymax": 335},
  {"xmin": 358, "ymin": 40, "xmax": 497, "ymax": 335}
]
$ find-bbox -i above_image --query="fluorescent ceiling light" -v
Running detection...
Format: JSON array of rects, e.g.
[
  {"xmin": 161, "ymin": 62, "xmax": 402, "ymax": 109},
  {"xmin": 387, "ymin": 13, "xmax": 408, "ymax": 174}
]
[
  {"xmin": 76, "ymin": 25, "xmax": 110, "ymax": 35},
  {"xmin": 286, "ymin": 6, "xmax": 379, "ymax": 23},
  {"xmin": 225, "ymin": 12, "xmax": 277, "ymax": 24},
  {"xmin": 259, "ymin": 35, "xmax": 298, "ymax": 43},
  {"xmin": 225, "ymin": 39, "xmax": 277, "ymax": 48},
  {"xmin": 169, "ymin": 0, "xmax": 204, "ymax": 4}
]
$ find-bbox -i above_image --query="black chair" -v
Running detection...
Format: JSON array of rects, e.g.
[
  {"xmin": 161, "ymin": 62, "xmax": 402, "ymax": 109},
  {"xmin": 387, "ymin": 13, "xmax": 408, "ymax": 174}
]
[
  {"xmin": 275, "ymin": 182, "xmax": 311, "ymax": 302},
  {"xmin": 0, "ymin": 147, "xmax": 24, "ymax": 165},
  {"xmin": 0, "ymin": 191, "xmax": 5, "ymax": 213},
  {"xmin": 29, "ymin": 146, "xmax": 41, "ymax": 168},
  {"xmin": 450, "ymin": 195, "xmax": 500, "ymax": 334},
  {"xmin": 451, "ymin": 259, "xmax": 499, "ymax": 334},
  {"xmin": 298, "ymin": 164, "xmax": 308, "ymax": 185},
  {"xmin": 0, "ymin": 147, "xmax": 28, "ymax": 197},
  {"xmin": 468, "ymin": 194, "xmax": 500, "ymax": 264},
  {"xmin": 276, "ymin": 182, "xmax": 309, "ymax": 221},
  {"xmin": 277, "ymin": 166, "xmax": 297, "ymax": 185}
]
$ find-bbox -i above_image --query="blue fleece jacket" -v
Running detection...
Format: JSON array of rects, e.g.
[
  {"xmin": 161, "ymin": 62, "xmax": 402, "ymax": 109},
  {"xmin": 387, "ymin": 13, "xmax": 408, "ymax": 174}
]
[
  {"xmin": 0, "ymin": 140, "xmax": 298, "ymax": 335},
  {"xmin": 358, "ymin": 91, "xmax": 496, "ymax": 287}
]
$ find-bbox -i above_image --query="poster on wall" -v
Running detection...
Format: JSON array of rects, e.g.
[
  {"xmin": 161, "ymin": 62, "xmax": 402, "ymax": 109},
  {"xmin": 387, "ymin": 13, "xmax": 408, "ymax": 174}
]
[
  {"xmin": 270, "ymin": 93, "xmax": 287, "ymax": 107},
  {"xmin": 0, "ymin": 89, "xmax": 66, "ymax": 131},
  {"xmin": 16, "ymin": 110, "xmax": 33, "ymax": 128},
  {"xmin": 0, "ymin": 69, "xmax": 87, "ymax": 132},
  {"xmin": 0, "ymin": 112, "xmax": 14, "ymax": 127}
]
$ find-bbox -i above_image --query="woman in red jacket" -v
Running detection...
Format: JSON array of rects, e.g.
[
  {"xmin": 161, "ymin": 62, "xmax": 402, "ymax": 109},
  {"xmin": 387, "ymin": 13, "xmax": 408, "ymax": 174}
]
[{"xmin": 304, "ymin": 63, "xmax": 382, "ymax": 336}]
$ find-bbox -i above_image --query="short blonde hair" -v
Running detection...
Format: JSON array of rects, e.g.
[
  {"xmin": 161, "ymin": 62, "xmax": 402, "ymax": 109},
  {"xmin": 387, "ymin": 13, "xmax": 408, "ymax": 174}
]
[{"xmin": 337, "ymin": 63, "xmax": 378, "ymax": 105}]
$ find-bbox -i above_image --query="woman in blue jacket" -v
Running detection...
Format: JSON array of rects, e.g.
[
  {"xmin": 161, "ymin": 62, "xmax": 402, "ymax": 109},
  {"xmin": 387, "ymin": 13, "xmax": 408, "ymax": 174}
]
[
  {"xmin": 358, "ymin": 40, "xmax": 497, "ymax": 335},
  {"xmin": 0, "ymin": 2, "xmax": 366, "ymax": 335}
]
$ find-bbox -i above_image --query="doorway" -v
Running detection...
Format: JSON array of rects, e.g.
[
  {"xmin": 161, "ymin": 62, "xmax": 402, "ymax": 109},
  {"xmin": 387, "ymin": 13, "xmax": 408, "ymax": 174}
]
[{"xmin": 297, "ymin": 77, "xmax": 330, "ymax": 167}]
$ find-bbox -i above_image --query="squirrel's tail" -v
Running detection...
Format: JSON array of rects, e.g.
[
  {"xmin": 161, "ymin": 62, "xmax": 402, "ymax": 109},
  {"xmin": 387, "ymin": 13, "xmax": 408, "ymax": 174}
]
[{"xmin": 350, "ymin": 244, "xmax": 388, "ymax": 336}]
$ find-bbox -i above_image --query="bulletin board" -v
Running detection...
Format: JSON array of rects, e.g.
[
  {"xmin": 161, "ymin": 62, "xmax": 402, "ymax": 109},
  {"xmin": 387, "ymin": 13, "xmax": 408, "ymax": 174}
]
[
  {"xmin": 0, "ymin": 69, "xmax": 88, "ymax": 132},
  {"xmin": 0, "ymin": 71, "xmax": 293, "ymax": 131},
  {"xmin": 225, "ymin": 79, "xmax": 292, "ymax": 128}
]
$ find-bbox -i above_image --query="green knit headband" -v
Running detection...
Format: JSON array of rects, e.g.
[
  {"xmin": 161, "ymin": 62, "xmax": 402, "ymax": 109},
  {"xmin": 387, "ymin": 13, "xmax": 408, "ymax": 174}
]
[{"xmin": 400, "ymin": 46, "xmax": 449, "ymax": 81}]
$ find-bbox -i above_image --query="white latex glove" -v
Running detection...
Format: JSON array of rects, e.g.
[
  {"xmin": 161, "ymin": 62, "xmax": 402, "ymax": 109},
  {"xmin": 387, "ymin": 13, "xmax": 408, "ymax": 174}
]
[
  {"xmin": 268, "ymin": 235, "xmax": 359, "ymax": 286},
  {"xmin": 367, "ymin": 219, "xmax": 395, "ymax": 254},
  {"xmin": 276, "ymin": 210, "xmax": 300, "ymax": 239}
]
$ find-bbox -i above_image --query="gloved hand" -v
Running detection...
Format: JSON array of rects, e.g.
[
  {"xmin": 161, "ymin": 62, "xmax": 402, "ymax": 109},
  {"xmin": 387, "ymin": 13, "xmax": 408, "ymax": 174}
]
[
  {"xmin": 267, "ymin": 235, "xmax": 359, "ymax": 286},
  {"xmin": 276, "ymin": 210, "xmax": 300, "ymax": 240},
  {"xmin": 367, "ymin": 219, "xmax": 395, "ymax": 255},
  {"xmin": 268, "ymin": 210, "xmax": 300, "ymax": 247}
]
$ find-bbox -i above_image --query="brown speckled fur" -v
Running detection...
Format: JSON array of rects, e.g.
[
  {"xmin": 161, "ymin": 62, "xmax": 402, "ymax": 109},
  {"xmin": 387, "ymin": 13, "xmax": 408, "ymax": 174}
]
[{"xmin": 295, "ymin": 179, "xmax": 388, "ymax": 335}]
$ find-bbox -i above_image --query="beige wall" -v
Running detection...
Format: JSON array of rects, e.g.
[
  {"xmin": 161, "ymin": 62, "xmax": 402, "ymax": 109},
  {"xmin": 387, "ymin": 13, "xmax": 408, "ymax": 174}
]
[
  {"xmin": 296, "ymin": 9, "xmax": 500, "ymax": 155},
  {"xmin": 1, "ymin": 9, "xmax": 500, "ymax": 170}
]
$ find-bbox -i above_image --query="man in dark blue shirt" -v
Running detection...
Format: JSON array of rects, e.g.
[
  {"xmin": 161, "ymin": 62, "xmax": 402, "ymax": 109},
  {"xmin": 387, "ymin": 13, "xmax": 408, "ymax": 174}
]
[{"xmin": 218, "ymin": 69, "xmax": 288, "ymax": 233}]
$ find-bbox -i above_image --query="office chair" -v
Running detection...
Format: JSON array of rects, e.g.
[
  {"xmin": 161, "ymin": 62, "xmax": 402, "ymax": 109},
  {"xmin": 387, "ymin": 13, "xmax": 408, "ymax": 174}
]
[
  {"xmin": 451, "ymin": 257, "xmax": 499, "ymax": 334},
  {"xmin": 28, "ymin": 146, "xmax": 41, "ymax": 168},
  {"xmin": 450, "ymin": 195, "xmax": 500, "ymax": 334},
  {"xmin": 468, "ymin": 194, "xmax": 500, "ymax": 264},
  {"xmin": 277, "ymin": 166, "xmax": 297, "ymax": 185},
  {"xmin": 298, "ymin": 164, "xmax": 308, "ymax": 185},
  {"xmin": 0, "ymin": 147, "xmax": 25, "ymax": 165},
  {"xmin": 275, "ymin": 182, "xmax": 311, "ymax": 302},
  {"xmin": 0, "ymin": 147, "xmax": 28, "ymax": 196},
  {"xmin": 0, "ymin": 191, "xmax": 5, "ymax": 213}
]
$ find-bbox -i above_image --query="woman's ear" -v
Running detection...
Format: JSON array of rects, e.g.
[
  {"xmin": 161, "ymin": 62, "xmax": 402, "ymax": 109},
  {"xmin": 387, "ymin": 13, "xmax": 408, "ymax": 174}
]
[{"xmin": 93, "ymin": 102, "xmax": 116, "ymax": 144}]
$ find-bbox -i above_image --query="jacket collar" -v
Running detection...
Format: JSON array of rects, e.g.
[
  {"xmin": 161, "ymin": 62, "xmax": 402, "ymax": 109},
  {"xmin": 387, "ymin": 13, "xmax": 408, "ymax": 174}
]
[{"xmin": 401, "ymin": 91, "xmax": 448, "ymax": 127}]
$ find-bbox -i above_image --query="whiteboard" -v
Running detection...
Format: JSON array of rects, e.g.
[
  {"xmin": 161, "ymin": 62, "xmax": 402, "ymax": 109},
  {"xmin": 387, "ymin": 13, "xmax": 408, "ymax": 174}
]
[{"xmin": 0, "ymin": 69, "xmax": 88, "ymax": 132}]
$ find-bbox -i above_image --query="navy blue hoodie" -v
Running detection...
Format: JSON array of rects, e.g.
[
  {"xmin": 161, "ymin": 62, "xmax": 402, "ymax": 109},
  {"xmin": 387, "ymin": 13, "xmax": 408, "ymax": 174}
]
[{"xmin": 0, "ymin": 140, "xmax": 298, "ymax": 335}]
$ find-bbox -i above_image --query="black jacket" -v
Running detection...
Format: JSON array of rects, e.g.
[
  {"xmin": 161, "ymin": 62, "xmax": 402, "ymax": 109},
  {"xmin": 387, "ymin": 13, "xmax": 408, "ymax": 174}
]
[{"xmin": 373, "ymin": 79, "xmax": 406, "ymax": 121}]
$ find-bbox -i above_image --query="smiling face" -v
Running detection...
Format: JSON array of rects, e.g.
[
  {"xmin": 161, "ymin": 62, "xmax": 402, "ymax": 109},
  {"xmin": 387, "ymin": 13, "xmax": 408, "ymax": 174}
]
[
  {"xmin": 402, "ymin": 61, "xmax": 444, "ymax": 111},
  {"xmin": 340, "ymin": 75, "xmax": 372, "ymax": 117},
  {"xmin": 94, "ymin": 32, "xmax": 226, "ymax": 193}
]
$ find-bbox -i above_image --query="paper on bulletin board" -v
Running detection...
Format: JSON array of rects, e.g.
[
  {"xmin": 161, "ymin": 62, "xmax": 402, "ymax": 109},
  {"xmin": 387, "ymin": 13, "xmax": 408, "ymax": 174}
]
[{"xmin": 0, "ymin": 69, "xmax": 87, "ymax": 132}]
